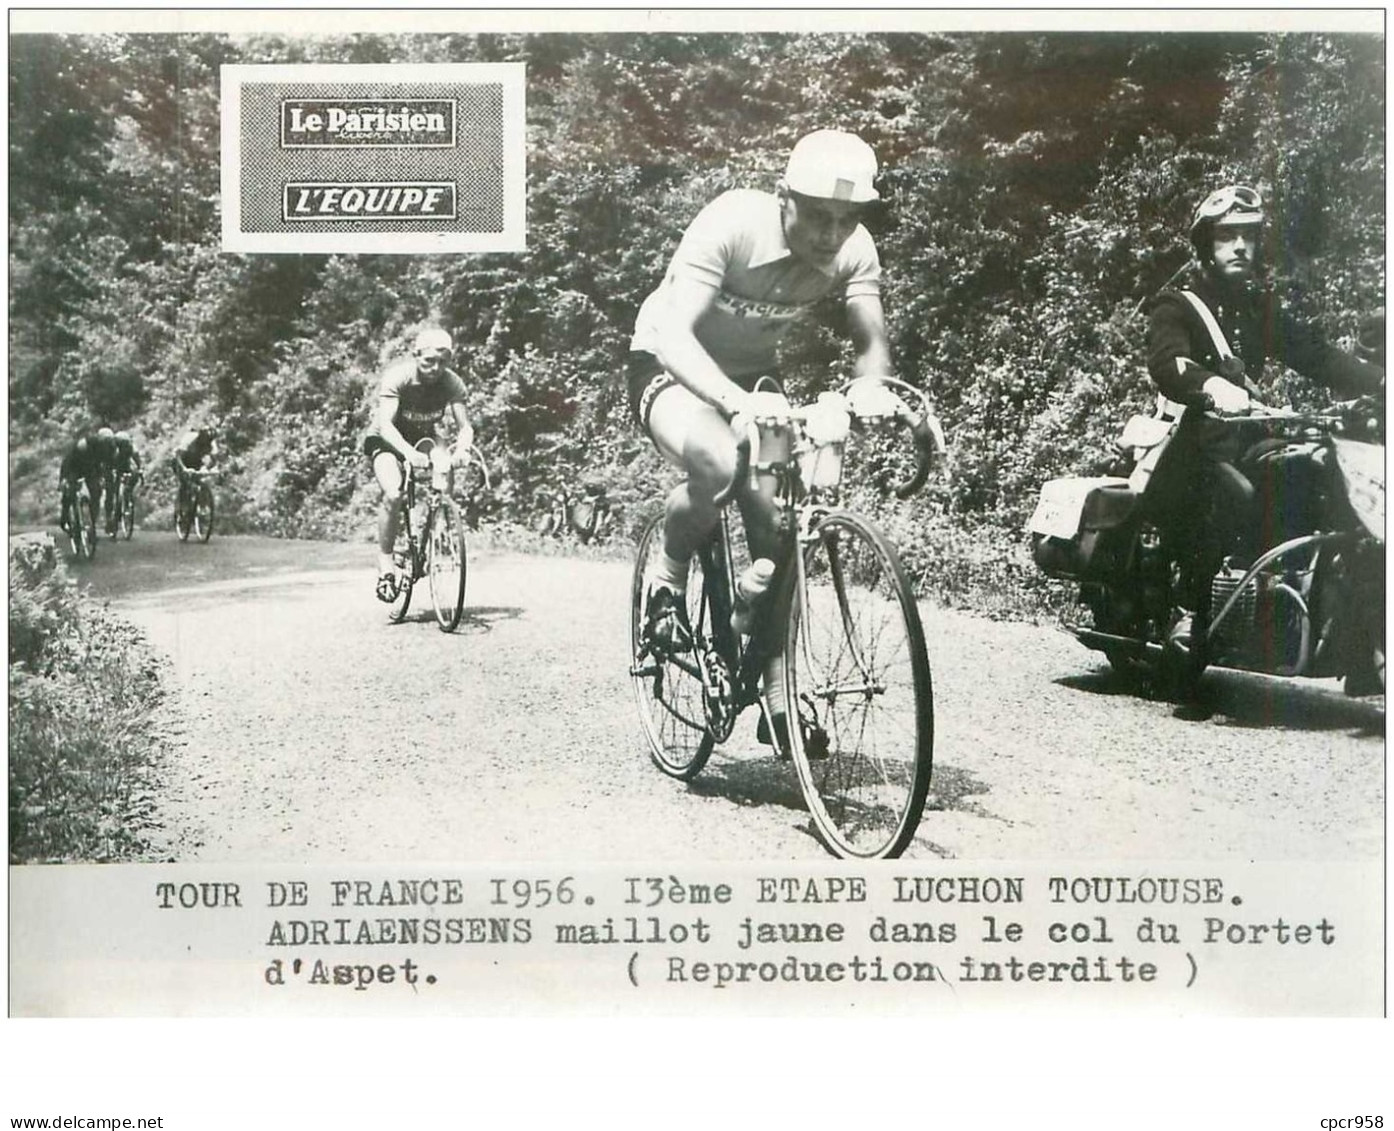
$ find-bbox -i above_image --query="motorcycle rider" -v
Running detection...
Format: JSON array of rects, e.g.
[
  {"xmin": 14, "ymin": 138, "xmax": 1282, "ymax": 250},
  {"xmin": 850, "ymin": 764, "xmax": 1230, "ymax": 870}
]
[{"xmin": 1145, "ymin": 183, "xmax": 1384, "ymax": 693}]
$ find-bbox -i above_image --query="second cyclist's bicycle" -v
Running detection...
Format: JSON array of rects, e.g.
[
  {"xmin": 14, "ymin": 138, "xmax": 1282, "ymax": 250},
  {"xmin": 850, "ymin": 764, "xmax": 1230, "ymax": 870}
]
[
  {"xmin": 113, "ymin": 470, "xmax": 140, "ymax": 540},
  {"xmin": 630, "ymin": 378, "xmax": 938, "ymax": 859},
  {"xmin": 174, "ymin": 467, "xmax": 216, "ymax": 543},
  {"xmin": 386, "ymin": 438, "xmax": 490, "ymax": 633}
]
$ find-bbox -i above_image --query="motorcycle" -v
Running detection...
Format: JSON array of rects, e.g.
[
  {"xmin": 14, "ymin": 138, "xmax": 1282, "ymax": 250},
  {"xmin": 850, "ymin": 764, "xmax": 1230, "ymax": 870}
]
[{"xmin": 1028, "ymin": 393, "xmax": 1385, "ymax": 698}]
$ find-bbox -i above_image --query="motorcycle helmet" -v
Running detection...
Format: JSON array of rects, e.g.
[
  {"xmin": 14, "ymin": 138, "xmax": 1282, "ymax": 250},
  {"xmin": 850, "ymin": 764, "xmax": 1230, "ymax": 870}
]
[{"xmin": 1189, "ymin": 184, "xmax": 1264, "ymax": 267}]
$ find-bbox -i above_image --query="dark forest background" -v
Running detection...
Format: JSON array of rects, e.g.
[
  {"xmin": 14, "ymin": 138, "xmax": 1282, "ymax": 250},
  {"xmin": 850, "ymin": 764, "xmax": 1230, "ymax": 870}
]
[{"xmin": 7, "ymin": 31, "xmax": 1384, "ymax": 612}]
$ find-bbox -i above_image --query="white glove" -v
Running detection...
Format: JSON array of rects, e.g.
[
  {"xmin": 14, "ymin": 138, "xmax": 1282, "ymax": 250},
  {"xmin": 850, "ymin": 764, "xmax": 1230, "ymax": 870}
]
[
  {"xmin": 845, "ymin": 378, "xmax": 907, "ymax": 420},
  {"xmin": 1203, "ymin": 376, "xmax": 1251, "ymax": 415}
]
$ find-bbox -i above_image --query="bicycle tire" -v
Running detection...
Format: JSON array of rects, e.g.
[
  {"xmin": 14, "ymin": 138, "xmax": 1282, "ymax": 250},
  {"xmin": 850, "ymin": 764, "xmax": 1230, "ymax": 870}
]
[
  {"xmin": 629, "ymin": 513, "xmax": 714, "ymax": 780},
  {"xmin": 120, "ymin": 482, "xmax": 135, "ymax": 539},
  {"xmin": 387, "ymin": 507, "xmax": 415, "ymax": 624},
  {"xmin": 427, "ymin": 496, "xmax": 467, "ymax": 633},
  {"xmin": 65, "ymin": 494, "xmax": 86, "ymax": 558},
  {"xmin": 783, "ymin": 510, "xmax": 933, "ymax": 859},
  {"xmin": 78, "ymin": 495, "xmax": 98, "ymax": 561},
  {"xmin": 175, "ymin": 485, "xmax": 192, "ymax": 542},
  {"xmin": 194, "ymin": 484, "xmax": 215, "ymax": 542}
]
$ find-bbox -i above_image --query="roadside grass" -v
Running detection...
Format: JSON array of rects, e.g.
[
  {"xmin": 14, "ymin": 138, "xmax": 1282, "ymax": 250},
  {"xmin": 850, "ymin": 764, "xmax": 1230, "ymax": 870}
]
[{"xmin": 8, "ymin": 535, "xmax": 172, "ymax": 863}]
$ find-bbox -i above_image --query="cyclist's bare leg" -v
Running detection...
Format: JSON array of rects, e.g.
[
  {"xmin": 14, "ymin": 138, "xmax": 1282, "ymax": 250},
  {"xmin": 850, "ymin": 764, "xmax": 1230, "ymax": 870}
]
[
  {"xmin": 648, "ymin": 382, "xmax": 785, "ymax": 715},
  {"xmin": 372, "ymin": 450, "xmax": 407, "ymax": 576},
  {"xmin": 647, "ymin": 384, "xmax": 733, "ymax": 571}
]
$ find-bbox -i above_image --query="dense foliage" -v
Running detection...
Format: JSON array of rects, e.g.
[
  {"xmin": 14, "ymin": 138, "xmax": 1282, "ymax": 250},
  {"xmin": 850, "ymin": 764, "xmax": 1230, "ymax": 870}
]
[
  {"xmin": 8, "ymin": 31, "xmax": 1384, "ymax": 609},
  {"xmin": 8, "ymin": 536, "xmax": 170, "ymax": 862}
]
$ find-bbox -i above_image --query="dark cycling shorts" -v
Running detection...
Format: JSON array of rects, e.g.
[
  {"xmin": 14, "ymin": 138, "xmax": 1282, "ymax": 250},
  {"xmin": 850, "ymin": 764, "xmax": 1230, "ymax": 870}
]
[
  {"xmin": 626, "ymin": 351, "xmax": 672, "ymax": 431},
  {"xmin": 363, "ymin": 431, "xmax": 433, "ymax": 468},
  {"xmin": 627, "ymin": 351, "xmax": 784, "ymax": 437}
]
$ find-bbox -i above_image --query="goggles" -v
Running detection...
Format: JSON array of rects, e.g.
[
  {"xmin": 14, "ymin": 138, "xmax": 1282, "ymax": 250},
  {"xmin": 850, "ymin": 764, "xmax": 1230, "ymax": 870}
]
[{"xmin": 1194, "ymin": 185, "xmax": 1263, "ymax": 226}]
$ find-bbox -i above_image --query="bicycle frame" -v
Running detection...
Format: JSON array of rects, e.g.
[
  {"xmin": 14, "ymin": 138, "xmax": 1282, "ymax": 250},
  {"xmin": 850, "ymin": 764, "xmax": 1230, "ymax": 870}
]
[
  {"xmin": 397, "ymin": 438, "xmax": 489, "ymax": 579},
  {"xmin": 696, "ymin": 402, "xmax": 877, "ymax": 735}
]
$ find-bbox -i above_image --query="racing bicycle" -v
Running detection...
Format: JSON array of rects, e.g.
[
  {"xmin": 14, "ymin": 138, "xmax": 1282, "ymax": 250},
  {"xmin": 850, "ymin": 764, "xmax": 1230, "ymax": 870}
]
[
  {"xmin": 386, "ymin": 438, "xmax": 491, "ymax": 633},
  {"xmin": 112, "ymin": 470, "xmax": 141, "ymax": 540},
  {"xmin": 175, "ymin": 467, "xmax": 216, "ymax": 543},
  {"xmin": 630, "ymin": 378, "xmax": 938, "ymax": 859}
]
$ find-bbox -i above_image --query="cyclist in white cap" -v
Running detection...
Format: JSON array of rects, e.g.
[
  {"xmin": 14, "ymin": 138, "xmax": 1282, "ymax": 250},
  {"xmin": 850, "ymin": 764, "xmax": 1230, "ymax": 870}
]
[
  {"xmin": 1145, "ymin": 183, "xmax": 1382, "ymax": 689},
  {"xmin": 628, "ymin": 129, "xmax": 944, "ymax": 749},
  {"xmin": 363, "ymin": 325, "xmax": 476, "ymax": 602}
]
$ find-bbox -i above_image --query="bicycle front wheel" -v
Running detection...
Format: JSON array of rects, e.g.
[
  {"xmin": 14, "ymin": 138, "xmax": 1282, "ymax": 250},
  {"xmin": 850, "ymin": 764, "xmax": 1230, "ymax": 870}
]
[
  {"xmin": 194, "ymin": 485, "xmax": 215, "ymax": 542},
  {"xmin": 175, "ymin": 487, "xmax": 192, "ymax": 541},
  {"xmin": 629, "ymin": 513, "xmax": 714, "ymax": 779},
  {"xmin": 120, "ymin": 483, "xmax": 135, "ymax": 539},
  {"xmin": 66, "ymin": 496, "xmax": 86, "ymax": 559},
  {"xmin": 78, "ymin": 495, "xmax": 98, "ymax": 561},
  {"xmin": 426, "ymin": 497, "xmax": 467, "ymax": 632},
  {"xmin": 784, "ymin": 510, "xmax": 933, "ymax": 859}
]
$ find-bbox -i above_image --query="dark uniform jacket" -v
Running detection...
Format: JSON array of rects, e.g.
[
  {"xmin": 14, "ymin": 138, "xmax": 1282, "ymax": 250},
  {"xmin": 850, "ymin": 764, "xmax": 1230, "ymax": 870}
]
[{"xmin": 1147, "ymin": 269, "xmax": 1382, "ymax": 407}]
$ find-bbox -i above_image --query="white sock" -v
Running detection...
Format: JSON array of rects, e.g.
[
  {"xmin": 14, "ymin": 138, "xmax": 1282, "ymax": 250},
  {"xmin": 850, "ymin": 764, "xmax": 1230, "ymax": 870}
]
[
  {"xmin": 650, "ymin": 551, "xmax": 689, "ymax": 593},
  {"xmin": 763, "ymin": 655, "xmax": 787, "ymax": 717},
  {"xmin": 378, "ymin": 552, "xmax": 395, "ymax": 576}
]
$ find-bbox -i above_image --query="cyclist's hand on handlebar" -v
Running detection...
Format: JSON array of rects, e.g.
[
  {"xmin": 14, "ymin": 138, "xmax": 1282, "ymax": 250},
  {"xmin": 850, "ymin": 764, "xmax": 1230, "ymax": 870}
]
[
  {"xmin": 845, "ymin": 376, "xmax": 905, "ymax": 420},
  {"xmin": 1202, "ymin": 376, "xmax": 1251, "ymax": 415},
  {"xmin": 723, "ymin": 390, "xmax": 759, "ymax": 436},
  {"xmin": 407, "ymin": 448, "xmax": 432, "ymax": 470}
]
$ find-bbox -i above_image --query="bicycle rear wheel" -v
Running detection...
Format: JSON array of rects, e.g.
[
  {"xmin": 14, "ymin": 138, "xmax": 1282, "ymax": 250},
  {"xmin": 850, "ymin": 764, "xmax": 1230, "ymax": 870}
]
[
  {"xmin": 784, "ymin": 510, "xmax": 933, "ymax": 859},
  {"xmin": 629, "ymin": 513, "xmax": 714, "ymax": 779},
  {"xmin": 120, "ymin": 482, "xmax": 135, "ymax": 539},
  {"xmin": 194, "ymin": 484, "xmax": 215, "ymax": 542},
  {"xmin": 427, "ymin": 497, "xmax": 467, "ymax": 633}
]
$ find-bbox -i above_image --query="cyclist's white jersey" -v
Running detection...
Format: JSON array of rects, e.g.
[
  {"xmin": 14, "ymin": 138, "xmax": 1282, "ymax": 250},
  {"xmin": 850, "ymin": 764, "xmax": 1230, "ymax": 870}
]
[{"xmin": 631, "ymin": 188, "xmax": 881, "ymax": 381}]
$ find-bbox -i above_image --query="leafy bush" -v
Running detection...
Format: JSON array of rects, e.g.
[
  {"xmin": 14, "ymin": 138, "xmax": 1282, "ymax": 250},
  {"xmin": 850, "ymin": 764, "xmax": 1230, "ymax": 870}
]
[
  {"xmin": 8, "ymin": 535, "xmax": 171, "ymax": 863},
  {"xmin": 6, "ymin": 31, "xmax": 1382, "ymax": 624}
]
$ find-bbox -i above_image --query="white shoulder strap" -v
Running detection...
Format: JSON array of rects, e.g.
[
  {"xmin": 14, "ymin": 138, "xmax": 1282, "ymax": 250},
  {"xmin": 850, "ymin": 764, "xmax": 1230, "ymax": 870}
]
[{"xmin": 1179, "ymin": 289, "xmax": 1235, "ymax": 361}]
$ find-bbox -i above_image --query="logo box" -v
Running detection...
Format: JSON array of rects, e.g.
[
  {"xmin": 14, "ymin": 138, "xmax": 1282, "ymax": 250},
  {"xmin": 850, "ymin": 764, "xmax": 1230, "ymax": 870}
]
[{"xmin": 222, "ymin": 63, "xmax": 525, "ymax": 254}]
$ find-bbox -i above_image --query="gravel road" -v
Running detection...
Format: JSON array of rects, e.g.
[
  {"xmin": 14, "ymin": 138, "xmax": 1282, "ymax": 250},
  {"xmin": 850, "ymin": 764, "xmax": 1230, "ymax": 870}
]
[{"xmin": 104, "ymin": 537, "xmax": 1384, "ymax": 863}]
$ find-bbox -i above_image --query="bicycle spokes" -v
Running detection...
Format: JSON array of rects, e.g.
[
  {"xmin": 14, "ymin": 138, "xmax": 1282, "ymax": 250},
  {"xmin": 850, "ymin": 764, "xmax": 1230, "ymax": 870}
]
[{"xmin": 787, "ymin": 512, "xmax": 933, "ymax": 858}]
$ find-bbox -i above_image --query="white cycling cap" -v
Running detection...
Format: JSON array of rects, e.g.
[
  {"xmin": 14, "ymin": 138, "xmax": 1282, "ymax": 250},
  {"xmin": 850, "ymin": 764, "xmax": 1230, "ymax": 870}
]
[
  {"xmin": 414, "ymin": 326, "xmax": 454, "ymax": 353},
  {"xmin": 784, "ymin": 130, "xmax": 879, "ymax": 203}
]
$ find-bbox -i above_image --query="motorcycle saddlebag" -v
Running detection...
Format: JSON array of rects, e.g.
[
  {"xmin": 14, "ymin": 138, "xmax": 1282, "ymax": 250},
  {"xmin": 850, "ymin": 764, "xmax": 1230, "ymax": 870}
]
[{"xmin": 1028, "ymin": 476, "xmax": 1138, "ymax": 579}]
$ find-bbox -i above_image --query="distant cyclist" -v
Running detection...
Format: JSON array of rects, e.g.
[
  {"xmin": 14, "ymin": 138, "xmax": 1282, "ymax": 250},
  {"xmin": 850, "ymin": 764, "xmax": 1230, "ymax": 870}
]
[
  {"xmin": 170, "ymin": 422, "xmax": 218, "ymax": 520},
  {"xmin": 363, "ymin": 326, "xmax": 476, "ymax": 601},
  {"xmin": 58, "ymin": 430, "xmax": 113, "ymax": 536},
  {"xmin": 106, "ymin": 430, "xmax": 144, "ymax": 533},
  {"xmin": 628, "ymin": 129, "xmax": 944, "ymax": 750}
]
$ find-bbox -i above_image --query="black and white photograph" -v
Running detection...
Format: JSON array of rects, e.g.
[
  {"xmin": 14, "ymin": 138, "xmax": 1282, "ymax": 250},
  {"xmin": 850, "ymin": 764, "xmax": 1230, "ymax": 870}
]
[{"xmin": 5, "ymin": 5, "xmax": 1388, "ymax": 1122}]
